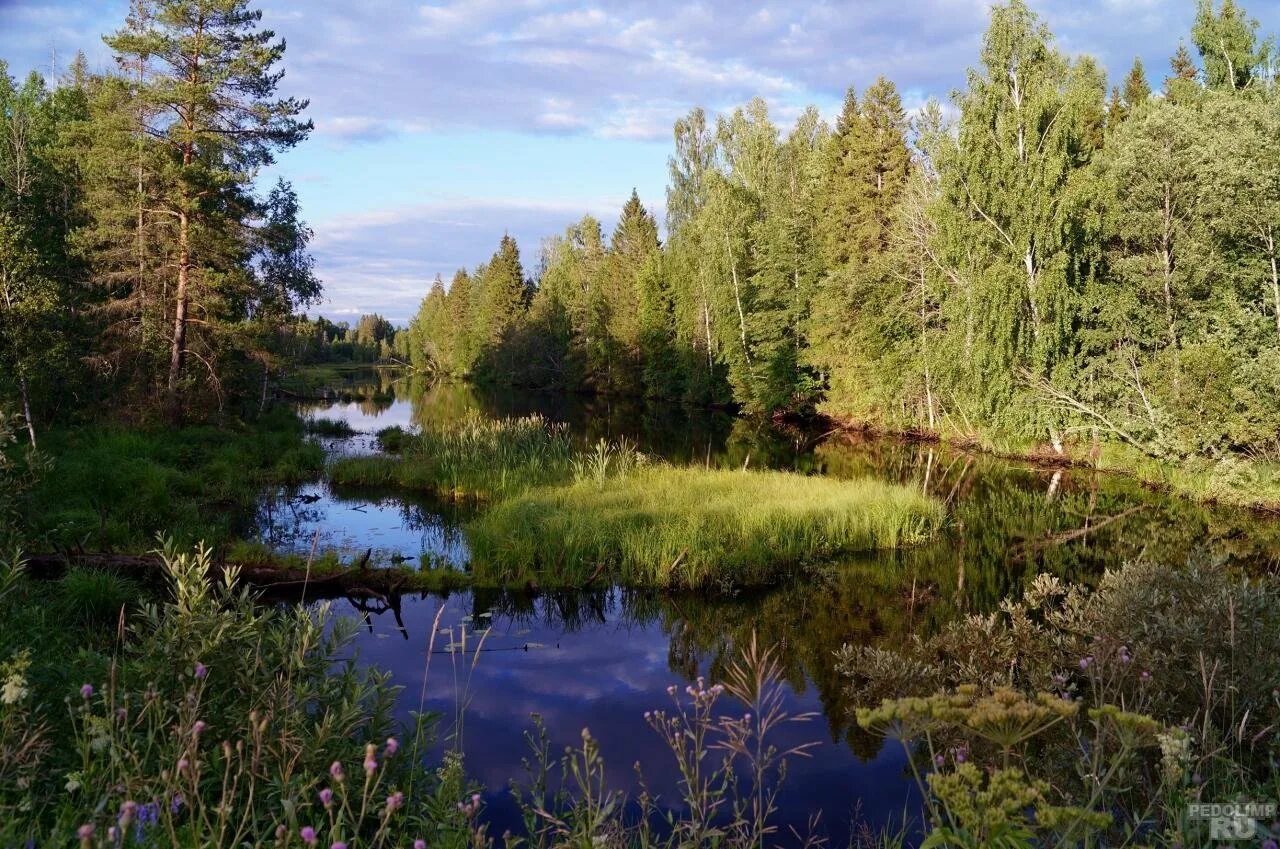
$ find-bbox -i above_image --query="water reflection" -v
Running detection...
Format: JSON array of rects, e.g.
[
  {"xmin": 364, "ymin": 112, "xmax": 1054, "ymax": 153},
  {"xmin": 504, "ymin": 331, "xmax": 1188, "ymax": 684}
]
[
  {"xmin": 326, "ymin": 585, "xmax": 926, "ymax": 844},
  {"xmin": 265, "ymin": 367, "xmax": 1280, "ymax": 845}
]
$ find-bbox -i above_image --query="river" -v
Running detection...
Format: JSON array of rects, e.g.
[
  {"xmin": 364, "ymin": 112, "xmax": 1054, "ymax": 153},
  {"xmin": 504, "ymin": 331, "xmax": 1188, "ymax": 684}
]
[{"xmin": 254, "ymin": 366, "xmax": 1280, "ymax": 844}]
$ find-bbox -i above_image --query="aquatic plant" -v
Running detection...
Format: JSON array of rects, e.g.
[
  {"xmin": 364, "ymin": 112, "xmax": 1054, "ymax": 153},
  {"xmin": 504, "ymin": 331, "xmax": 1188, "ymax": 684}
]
[
  {"xmin": 330, "ymin": 415, "xmax": 577, "ymax": 501},
  {"xmin": 305, "ymin": 417, "xmax": 358, "ymax": 438},
  {"xmin": 468, "ymin": 467, "xmax": 944, "ymax": 588}
]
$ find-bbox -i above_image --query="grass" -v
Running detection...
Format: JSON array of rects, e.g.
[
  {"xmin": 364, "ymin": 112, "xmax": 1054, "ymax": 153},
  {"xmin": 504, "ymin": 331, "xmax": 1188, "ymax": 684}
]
[
  {"xmin": 330, "ymin": 414, "xmax": 576, "ymax": 501},
  {"xmin": 21, "ymin": 408, "xmax": 325, "ymax": 551},
  {"xmin": 467, "ymin": 466, "xmax": 945, "ymax": 589},
  {"xmin": 304, "ymin": 416, "xmax": 358, "ymax": 437},
  {"xmin": 60, "ymin": 567, "xmax": 139, "ymax": 625}
]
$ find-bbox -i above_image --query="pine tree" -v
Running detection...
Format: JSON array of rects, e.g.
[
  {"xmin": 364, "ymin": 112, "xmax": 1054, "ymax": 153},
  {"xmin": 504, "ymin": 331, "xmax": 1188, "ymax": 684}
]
[{"xmin": 105, "ymin": 0, "xmax": 311, "ymax": 400}]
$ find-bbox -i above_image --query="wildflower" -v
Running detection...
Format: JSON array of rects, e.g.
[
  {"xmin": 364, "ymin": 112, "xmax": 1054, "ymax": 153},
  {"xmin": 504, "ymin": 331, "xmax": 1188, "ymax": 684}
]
[
  {"xmin": 300, "ymin": 826, "xmax": 318, "ymax": 846},
  {"xmin": 118, "ymin": 800, "xmax": 138, "ymax": 826},
  {"xmin": 80, "ymin": 683, "xmax": 94, "ymax": 700},
  {"xmin": 77, "ymin": 824, "xmax": 93, "ymax": 841},
  {"xmin": 193, "ymin": 662, "xmax": 207, "ymax": 680},
  {"xmin": 1, "ymin": 673, "xmax": 28, "ymax": 705},
  {"xmin": 386, "ymin": 791, "xmax": 404, "ymax": 813},
  {"xmin": 1078, "ymin": 656, "xmax": 1093, "ymax": 670},
  {"xmin": 192, "ymin": 720, "xmax": 207, "ymax": 736},
  {"xmin": 107, "ymin": 827, "xmax": 118, "ymax": 842},
  {"xmin": 169, "ymin": 794, "xmax": 183, "ymax": 814},
  {"xmin": 331, "ymin": 843, "xmax": 347, "ymax": 849},
  {"xmin": 1140, "ymin": 670, "xmax": 1151, "ymax": 681},
  {"xmin": 1118, "ymin": 646, "xmax": 1132, "ymax": 664},
  {"xmin": 330, "ymin": 761, "xmax": 345, "ymax": 782},
  {"xmin": 1263, "ymin": 840, "xmax": 1278, "ymax": 849},
  {"xmin": 319, "ymin": 787, "xmax": 334, "ymax": 808},
  {"xmin": 384, "ymin": 736, "xmax": 399, "ymax": 757},
  {"xmin": 933, "ymin": 754, "xmax": 945, "ymax": 767},
  {"xmin": 364, "ymin": 743, "xmax": 378, "ymax": 775},
  {"xmin": 415, "ymin": 842, "xmax": 427, "ymax": 849}
]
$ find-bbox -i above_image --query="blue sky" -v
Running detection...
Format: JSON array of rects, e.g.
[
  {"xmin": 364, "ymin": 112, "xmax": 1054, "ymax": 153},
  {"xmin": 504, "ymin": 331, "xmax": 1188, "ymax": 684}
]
[{"xmin": 3, "ymin": 0, "xmax": 1278, "ymax": 324}]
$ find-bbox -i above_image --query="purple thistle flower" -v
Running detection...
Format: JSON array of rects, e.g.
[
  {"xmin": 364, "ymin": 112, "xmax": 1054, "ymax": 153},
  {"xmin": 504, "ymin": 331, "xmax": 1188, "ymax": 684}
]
[
  {"xmin": 319, "ymin": 787, "xmax": 334, "ymax": 808},
  {"xmin": 329, "ymin": 761, "xmax": 345, "ymax": 782},
  {"xmin": 193, "ymin": 662, "xmax": 207, "ymax": 680},
  {"xmin": 415, "ymin": 841, "xmax": 427, "ymax": 849},
  {"xmin": 1079, "ymin": 656, "xmax": 1093, "ymax": 670},
  {"xmin": 300, "ymin": 825, "xmax": 318, "ymax": 846},
  {"xmin": 386, "ymin": 791, "xmax": 404, "ymax": 813},
  {"xmin": 80, "ymin": 683, "xmax": 94, "ymax": 700}
]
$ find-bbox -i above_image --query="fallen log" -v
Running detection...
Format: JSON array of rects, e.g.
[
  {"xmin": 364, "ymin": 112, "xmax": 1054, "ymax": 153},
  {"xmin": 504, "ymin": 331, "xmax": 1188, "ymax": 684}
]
[{"xmin": 22, "ymin": 551, "xmax": 414, "ymax": 599}]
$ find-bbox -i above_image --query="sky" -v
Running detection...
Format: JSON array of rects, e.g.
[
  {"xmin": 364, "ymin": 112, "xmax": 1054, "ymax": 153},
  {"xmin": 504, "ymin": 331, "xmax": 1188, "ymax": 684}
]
[{"xmin": 2, "ymin": 0, "xmax": 1279, "ymax": 325}]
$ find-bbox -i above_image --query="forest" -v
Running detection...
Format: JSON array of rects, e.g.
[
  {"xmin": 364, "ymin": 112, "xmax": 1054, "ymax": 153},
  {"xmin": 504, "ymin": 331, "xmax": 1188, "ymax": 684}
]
[
  {"xmin": 4, "ymin": 1, "xmax": 1280, "ymax": 847},
  {"xmin": 406, "ymin": 0, "xmax": 1280, "ymax": 485}
]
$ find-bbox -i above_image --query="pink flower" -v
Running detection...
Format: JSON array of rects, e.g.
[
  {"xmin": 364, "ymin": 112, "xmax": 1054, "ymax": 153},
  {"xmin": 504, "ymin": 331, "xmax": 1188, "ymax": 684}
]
[
  {"xmin": 363, "ymin": 743, "xmax": 378, "ymax": 775},
  {"xmin": 319, "ymin": 787, "xmax": 334, "ymax": 808},
  {"xmin": 300, "ymin": 825, "xmax": 317, "ymax": 846},
  {"xmin": 192, "ymin": 720, "xmax": 207, "ymax": 735},
  {"xmin": 80, "ymin": 683, "xmax": 94, "ymax": 699},
  {"xmin": 77, "ymin": 824, "xmax": 94, "ymax": 839},
  {"xmin": 177, "ymin": 758, "xmax": 189, "ymax": 773},
  {"xmin": 331, "ymin": 843, "xmax": 347, "ymax": 849},
  {"xmin": 329, "ymin": 761, "xmax": 345, "ymax": 782},
  {"xmin": 384, "ymin": 736, "xmax": 399, "ymax": 757},
  {"xmin": 415, "ymin": 841, "xmax": 427, "ymax": 849},
  {"xmin": 386, "ymin": 791, "xmax": 404, "ymax": 813},
  {"xmin": 193, "ymin": 662, "xmax": 207, "ymax": 680}
]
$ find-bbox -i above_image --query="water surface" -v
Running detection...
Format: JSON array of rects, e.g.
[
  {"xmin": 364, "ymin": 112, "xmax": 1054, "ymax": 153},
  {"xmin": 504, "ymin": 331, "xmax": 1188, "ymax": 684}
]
[{"xmin": 257, "ymin": 367, "xmax": 1280, "ymax": 843}]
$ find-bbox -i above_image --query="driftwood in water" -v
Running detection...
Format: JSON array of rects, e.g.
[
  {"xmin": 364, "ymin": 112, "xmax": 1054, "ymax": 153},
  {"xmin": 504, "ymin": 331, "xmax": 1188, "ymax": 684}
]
[{"xmin": 22, "ymin": 551, "xmax": 410, "ymax": 600}]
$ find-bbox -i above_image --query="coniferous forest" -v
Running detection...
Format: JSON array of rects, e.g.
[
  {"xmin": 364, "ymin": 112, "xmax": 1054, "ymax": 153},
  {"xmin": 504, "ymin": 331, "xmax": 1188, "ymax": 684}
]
[{"xmin": 407, "ymin": 0, "xmax": 1280, "ymax": 482}]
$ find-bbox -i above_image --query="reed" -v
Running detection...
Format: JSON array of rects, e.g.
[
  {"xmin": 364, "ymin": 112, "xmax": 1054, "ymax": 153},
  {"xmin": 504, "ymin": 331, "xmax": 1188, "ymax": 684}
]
[{"xmin": 330, "ymin": 415, "xmax": 577, "ymax": 501}]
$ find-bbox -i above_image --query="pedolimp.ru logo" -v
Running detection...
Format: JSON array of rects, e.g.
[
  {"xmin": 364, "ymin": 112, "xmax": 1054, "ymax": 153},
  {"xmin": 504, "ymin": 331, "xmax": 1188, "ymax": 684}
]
[{"xmin": 1187, "ymin": 802, "xmax": 1278, "ymax": 841}]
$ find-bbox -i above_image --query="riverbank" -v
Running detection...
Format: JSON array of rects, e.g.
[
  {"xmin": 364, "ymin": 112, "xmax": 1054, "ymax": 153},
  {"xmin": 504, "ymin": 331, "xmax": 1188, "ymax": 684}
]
[{"xmin": 824, "ymin": 416, "xmax": 1280, "ymax": 515}]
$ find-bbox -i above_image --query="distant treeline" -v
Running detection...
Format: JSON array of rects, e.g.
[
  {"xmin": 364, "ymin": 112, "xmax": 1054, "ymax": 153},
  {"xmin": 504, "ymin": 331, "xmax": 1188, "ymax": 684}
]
[
  {"xmin": 406, "ymin": 0, "xmax": 1280, "ymax": 465},
  {"xmin": 287, "ymin": 314, "xmax": 408, "ymax": 365}
]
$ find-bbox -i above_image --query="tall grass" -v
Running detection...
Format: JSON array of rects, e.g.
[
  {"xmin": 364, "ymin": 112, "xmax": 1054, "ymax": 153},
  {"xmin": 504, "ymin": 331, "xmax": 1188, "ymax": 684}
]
[
  {"xmin": 330, "ymin": 415, "xmax": 577, "ymax": 501},
  {"xmin": 22, "ymin": 409, "xmax": 325, "ymax": 550},
  {"xmin": 468, "ymin": 466, "xmax": 944, "ymax": 588}
]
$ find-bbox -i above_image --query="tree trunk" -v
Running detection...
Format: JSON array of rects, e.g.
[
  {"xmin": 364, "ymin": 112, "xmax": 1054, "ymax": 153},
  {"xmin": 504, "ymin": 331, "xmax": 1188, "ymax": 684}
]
[
  {"xmin": 18, "ymin": 375, "xmax": 35, "ymax": 448},
  {"xmin": 167, "ymin": 209, "xmax": 190, "ymax": 393}
]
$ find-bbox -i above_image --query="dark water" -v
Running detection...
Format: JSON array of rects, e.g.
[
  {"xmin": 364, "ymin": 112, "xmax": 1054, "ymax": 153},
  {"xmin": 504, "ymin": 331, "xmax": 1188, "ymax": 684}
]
[{"xmin": 257, "ymin": 367, "xmax": 1280, "ymax": 844}]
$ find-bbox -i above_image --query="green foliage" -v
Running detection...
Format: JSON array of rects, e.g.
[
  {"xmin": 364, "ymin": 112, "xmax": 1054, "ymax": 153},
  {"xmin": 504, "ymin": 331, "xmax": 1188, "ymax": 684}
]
[
  {"xmin": 60, "ymin": 567, "xmax": 138, "ymax": 625},
  {"xmin": 0, "ymin": 541, "xmax": 491, "ymax": 848},
  {"xmin": 467, "ymin": 466, "xmax": 944, "ymax": 589},
  {"xmin": 329, "ymin": 414, "xmax": 576, "ymax": 501},
  {"xmin": 843, "ymin": 557, "xmax": 1280, "ymax": 845},
  {"xmin": 21, "ymin": 409, "xmax": 324, "ymax": 550}
]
